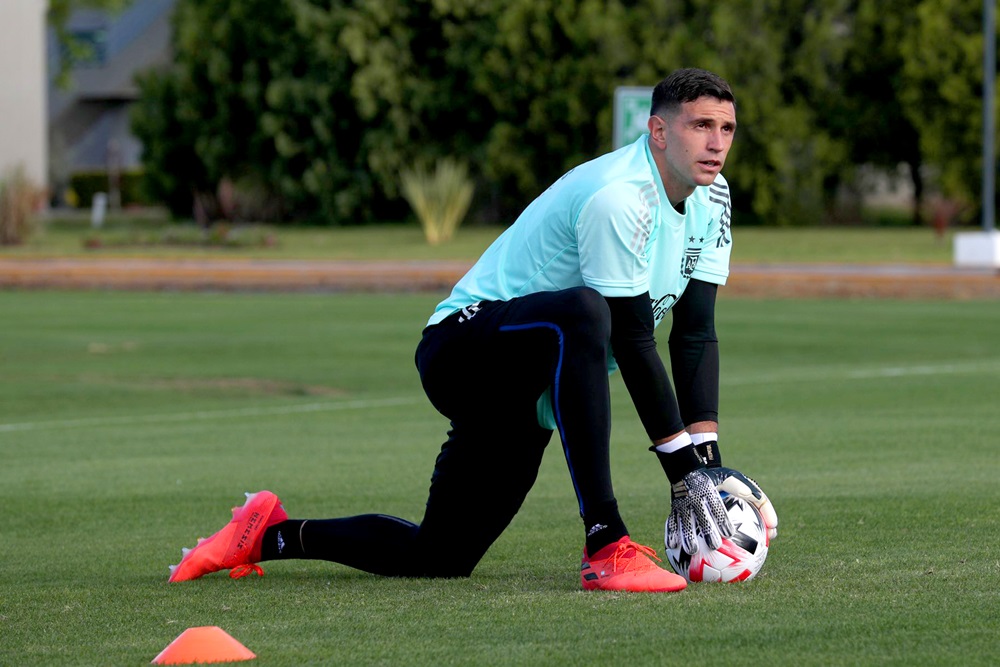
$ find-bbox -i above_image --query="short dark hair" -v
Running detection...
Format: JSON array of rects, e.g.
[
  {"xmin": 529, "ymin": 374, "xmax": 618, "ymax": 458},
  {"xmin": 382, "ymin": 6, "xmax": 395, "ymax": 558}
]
[{"xmin": 650, "ymin": 68, "xmax": 735, "ymax": 117}]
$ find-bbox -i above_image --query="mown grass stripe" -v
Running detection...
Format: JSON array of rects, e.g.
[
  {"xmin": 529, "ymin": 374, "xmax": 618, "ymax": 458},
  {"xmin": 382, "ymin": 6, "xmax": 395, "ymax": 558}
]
[{"xmin": 0, "ymin": 396, "xmax": 421, "ymax": 434}]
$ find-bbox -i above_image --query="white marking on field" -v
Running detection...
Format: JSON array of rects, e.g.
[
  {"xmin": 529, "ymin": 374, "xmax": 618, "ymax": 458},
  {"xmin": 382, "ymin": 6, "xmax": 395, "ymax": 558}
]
[
  {"xmin": 0, "ymin": 396, "xmax": 422, "ymax": 434},
  {"xmin": 724, "ymin": 360, "xmax": 1000, "ymax": 386},
  {"xmin": 843, "ymin": 361, "xmax": 1000, "ymax": 379},
  {"xmin": 3, "ymin": 361, "xmax": 996, "ymax": 435}
]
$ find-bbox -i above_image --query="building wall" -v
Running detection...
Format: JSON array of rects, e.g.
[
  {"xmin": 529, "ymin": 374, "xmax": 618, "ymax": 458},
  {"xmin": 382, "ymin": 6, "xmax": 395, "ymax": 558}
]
[
  {"xmin": 0, "ymin": 0, "xmax": 48, "ymax": 189},
  {"xmin": 47, "ymin": 0, "xmax": 175, "ymax": 196}
]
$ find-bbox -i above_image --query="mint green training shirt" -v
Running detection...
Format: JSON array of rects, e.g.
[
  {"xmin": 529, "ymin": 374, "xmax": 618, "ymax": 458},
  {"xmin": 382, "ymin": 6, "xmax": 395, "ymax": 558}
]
[{"xmin": 428, "ymin": 133, "xmax": 733, "ymax": 329}]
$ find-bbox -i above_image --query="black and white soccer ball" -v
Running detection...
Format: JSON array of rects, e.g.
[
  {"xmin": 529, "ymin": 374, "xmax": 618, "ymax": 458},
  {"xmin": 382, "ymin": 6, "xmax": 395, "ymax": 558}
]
[{"xmin": 665, "ymin": 491, "xmax": 769, "ymax": 583}]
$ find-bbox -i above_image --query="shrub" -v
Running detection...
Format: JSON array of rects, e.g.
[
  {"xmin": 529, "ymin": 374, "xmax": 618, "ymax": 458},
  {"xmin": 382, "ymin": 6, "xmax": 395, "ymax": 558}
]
[
  {"xmin": 69, "ymin": 169, "xmax": 154, "ymax": 209},
  {"xmin": 0, "ymin": 166, "xmax": 41, "ymax": 245},
  {"xmin": 82, "ymin": 223, "xmax": 278, "ymax": 249},
  {"xmin": 400, "ymin": 159, "xmax": 474, "ymax": 246}
]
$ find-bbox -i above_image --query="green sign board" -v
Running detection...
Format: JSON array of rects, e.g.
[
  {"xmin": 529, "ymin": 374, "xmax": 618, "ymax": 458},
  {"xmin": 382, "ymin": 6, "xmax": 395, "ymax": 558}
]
[{"xmin": 613, "ymin": 86, "xmax": 654, "ymax": 149}]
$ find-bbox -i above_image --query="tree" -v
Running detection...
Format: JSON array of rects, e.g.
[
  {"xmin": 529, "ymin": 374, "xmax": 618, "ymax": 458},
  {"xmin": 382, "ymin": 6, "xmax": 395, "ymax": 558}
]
[
  {"xmin": 899, "ymin": 0, "xmax": 995, "ymax": 221},
  {"xmin": 333, "ymin": 0, "xmax": 497, "ymax": 218},
  {"xmin": 133, "ymin": 0, "xmax": 408, "ymax": 223},
  {"xmin": 133, "ymin": 0, "xmax": 311, "ymax": 220},
  {"xmin": 130, "ymin": 67, "xmax": 212, "ymax": 217},
  {"xmin": 606, "ymin": 0, "xmax": 851, "ymax": 225},
  {"xmin": 262, "ymin": 0, "xmax": 372, "ymax": 223},
  {"xmin": 827, "ymin": 0, "xmax": 925, "ymax": 225},
  {"xmin": 469, "ymin": 0, "xmax": 636, "ymax": 219},
  {"xmin": 136, "ymin": 0, "xmax": 969, "ymax": 227},
  {"xmin": 48, "ymin": 0, "xmax": 134, "ymax": 84}
]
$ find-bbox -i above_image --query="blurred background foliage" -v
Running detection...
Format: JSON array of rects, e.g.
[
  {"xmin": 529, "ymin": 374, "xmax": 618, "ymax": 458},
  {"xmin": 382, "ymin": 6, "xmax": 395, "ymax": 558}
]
[{"xmin": 107, "ymin": 0, "xmax": 1000, "ymax": 227}]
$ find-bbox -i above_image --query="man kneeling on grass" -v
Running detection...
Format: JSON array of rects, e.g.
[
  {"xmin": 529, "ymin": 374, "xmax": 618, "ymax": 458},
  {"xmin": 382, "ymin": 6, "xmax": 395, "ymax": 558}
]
[{"xmin": 168, "ymin": 68, "xmax": 777, "ymax": 593}]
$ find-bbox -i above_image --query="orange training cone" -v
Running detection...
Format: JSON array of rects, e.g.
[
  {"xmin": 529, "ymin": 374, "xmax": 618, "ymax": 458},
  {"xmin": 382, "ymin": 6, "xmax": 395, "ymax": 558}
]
[{"xmin": 151, "ymin": 626, "xmax": 256, "ymax": 664}]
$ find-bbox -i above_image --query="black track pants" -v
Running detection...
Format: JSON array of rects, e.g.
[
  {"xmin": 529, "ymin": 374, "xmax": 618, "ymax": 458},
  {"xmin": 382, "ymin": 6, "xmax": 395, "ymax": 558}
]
[{"xmin": 273, "ymin": 287, "xmax": 622, "ymax": 576}]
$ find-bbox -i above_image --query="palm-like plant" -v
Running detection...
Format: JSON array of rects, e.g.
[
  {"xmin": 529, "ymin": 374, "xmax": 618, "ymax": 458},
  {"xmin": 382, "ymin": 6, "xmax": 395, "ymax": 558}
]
[
  {"xmin": 400, "ymin": 158, "xmax": 474, "ymax": 245},
  {"xmin": 0, "ymin": 166, "xmax": 39, "ymax": 246}
]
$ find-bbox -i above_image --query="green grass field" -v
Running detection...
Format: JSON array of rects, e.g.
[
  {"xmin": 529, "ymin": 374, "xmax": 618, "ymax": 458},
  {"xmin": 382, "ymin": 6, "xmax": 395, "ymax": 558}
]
[
  {"xmin": 4, "ymin": 214, "xmax": 962, "ymax": 264},
  {"xmin": 2, "ymin": 291, "xmax": 998, "ymax": 665}
]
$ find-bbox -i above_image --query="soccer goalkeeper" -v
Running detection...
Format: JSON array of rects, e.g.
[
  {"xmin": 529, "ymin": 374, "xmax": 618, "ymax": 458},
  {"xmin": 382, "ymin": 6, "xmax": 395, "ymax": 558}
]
[{"xmin": 168, "ymin": 67, "xmax": 777, "ymax": 593}]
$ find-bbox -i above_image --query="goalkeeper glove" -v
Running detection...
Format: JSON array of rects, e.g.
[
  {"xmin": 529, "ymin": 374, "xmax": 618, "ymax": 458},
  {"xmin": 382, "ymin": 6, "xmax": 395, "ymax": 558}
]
[
  {"xmin": 696, "ymin": 440, "xmax": 778, "ymax": 541},
  {"xmin": 654, "ymin": 441, "xmax": 733, "ymax": 555}
]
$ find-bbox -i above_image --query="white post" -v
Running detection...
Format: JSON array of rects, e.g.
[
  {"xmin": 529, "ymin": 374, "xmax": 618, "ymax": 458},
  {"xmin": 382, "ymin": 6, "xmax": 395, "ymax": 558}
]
[
  {"xmin": 982, "ymin": 0, "xmax": 996, "ymax": 233},
  {"xmin": 91, "ymin": 192, "xmax": 108, "ymax": 228},
  {"xmin": 954, "ymin": 0, "xmax": 1000, "ymax": 268}
]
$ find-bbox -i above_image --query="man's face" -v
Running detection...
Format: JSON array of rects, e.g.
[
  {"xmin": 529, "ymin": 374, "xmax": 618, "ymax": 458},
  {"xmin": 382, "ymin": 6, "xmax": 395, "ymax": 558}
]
[{"xmin": 649, "ymin": 96, "xmax": 736, "ymax": 203}]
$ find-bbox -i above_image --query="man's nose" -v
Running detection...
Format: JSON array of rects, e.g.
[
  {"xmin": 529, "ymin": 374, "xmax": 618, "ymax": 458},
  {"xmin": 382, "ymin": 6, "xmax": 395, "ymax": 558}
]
[{"xmin": 707, "ymin": 129, "xmax": 725, "ymax": 151}]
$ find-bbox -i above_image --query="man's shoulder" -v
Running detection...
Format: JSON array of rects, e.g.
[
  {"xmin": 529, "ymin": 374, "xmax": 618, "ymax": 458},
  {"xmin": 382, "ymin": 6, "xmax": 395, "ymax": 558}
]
[
  {"xmin": 690, "ymin": 175, "xmax": 731, "ymax": 212},
  {"xmin": 569, "ymin": 139, "xmax": 653, "ymax": 187},
  {"xmin": 577, "ymin": 178, "xmax": 659, "ymax": 230}
]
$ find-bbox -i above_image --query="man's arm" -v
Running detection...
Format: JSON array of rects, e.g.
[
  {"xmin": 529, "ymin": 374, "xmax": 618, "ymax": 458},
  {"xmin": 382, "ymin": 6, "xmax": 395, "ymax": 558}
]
[
  {"xmin": 605, "ymin": 294, "xmax": 685, "ymax": 444},
  {"xmin": 604, "ymin": 294, "xmax": 704, "ymax": 479},
  {"xmin": 667, "ymin": 281, "xmax": 780, "ymax": 539},
  {"xmin": 607, "ymin": 289, "xmax": 733, "ymax": 555},
  {"xmin": 668, "ymin": 279, "xmax": 720, "ymax": 430},
  {"xmin": 667, "ymin": 279, "xmax": 721, "ymax": 463},
  {"xmin": 605, "ymin": 281, "xmax": 720, "ymax": 443}
]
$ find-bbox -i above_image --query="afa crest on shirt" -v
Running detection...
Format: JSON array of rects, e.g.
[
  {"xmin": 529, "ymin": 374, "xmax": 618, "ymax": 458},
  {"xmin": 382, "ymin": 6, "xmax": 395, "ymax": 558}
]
[
  {"xmin": 681, "ymin": 246, "xmax": 701, "ymax": 278},
  {"xmin": 650, "ymin": 293, "xmax": 678, "ymax": 323}
]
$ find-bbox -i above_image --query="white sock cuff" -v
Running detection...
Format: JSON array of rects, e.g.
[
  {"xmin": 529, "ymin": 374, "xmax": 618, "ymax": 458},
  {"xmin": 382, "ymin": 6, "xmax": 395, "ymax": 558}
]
[
  {"xmin": 653, "ymin": 432, "xmax": 693, "ymax": 453},
  {"xmin": 690, "ymin": 432, "xmax": 718, "ymax": 446}
]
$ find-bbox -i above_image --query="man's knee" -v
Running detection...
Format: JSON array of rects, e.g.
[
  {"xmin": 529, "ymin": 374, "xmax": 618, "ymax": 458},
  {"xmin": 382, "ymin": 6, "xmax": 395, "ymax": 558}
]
[
  {"xmin": 556, "ymin": 286, "xmax": 611, "ymax": 341},
  {"xmin": 412, "ymin": 526, "xmax": 485, "ymax": 577}
]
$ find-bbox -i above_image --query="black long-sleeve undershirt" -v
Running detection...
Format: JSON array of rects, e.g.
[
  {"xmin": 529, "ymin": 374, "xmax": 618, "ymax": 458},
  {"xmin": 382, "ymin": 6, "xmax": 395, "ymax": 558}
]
[
  {"xmin": 606, "ymin": 279, "xmax": 720, "ymax": 441},
  {"xmin": 668, "ymin": 279, "xmax": 720, "ymax": 426}
]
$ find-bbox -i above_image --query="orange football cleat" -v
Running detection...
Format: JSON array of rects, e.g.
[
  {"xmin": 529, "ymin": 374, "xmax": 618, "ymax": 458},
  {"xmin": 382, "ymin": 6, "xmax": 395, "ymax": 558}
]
[
  {"xmin": 581, "ymin": 535, "xmax": 687, "ymax": 593},
  {"xmin": 168, "ymin": 491, "xmax": 287, "ymax": 582}
]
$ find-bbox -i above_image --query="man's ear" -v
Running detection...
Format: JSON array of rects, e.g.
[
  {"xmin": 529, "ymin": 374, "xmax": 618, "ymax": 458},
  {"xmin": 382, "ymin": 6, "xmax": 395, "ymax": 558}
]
[{"xmin": 647, "ymin": 115, "xmax": 667, "ymax": 147}]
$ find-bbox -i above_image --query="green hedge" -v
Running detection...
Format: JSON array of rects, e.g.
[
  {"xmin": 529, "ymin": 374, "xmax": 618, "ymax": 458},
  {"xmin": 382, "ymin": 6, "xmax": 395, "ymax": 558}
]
[{"xmin": 69, "ymin": 170, "xmax": 155, "ymax": 208}]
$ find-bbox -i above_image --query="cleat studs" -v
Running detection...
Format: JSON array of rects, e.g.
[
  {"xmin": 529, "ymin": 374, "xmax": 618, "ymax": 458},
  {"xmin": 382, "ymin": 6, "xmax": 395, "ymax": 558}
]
[{"xmin": 181, "ymin": 547, "xmax": 191, "ymax": 557}]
